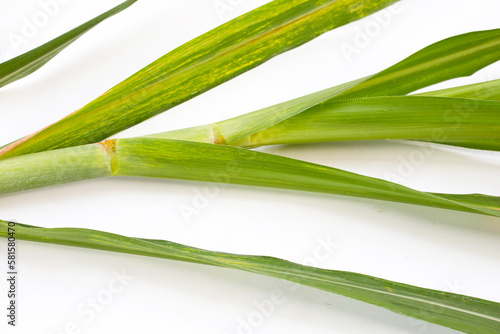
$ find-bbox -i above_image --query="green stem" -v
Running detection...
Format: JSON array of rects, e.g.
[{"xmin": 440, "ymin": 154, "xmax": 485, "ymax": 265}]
[{"xmin": 0, "ymin": 143, "xmax": 110, "ymax": 194}]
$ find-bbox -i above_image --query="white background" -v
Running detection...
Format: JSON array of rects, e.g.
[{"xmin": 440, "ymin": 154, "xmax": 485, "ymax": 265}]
[{"xmin": 1, "ymin": 0, "xmax": 500, "ymax": 333}]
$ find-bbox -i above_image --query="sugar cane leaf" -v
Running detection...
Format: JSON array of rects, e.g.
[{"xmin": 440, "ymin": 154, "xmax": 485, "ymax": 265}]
[
  {"xmin": 152, "ymin": 29, "xmax": 500, "ymax": 147},
  {"xmin": 416, "ymin": 78, "xmax": 500, "ymax": 151},
  {"xmin": 335, "ymin": 29, "xmax": 500, "ymax": 99},
  {"xmin": 0, "ymin": 0, "xmax": 137, "ymax": 89},
  {"xmin": 112, "ymin": 138, "xmax": 500, "ymax": 217},
  {"xmin": 1, "ymin": 138, "xmax": 499, "ymax": 217},
  {"xmin": 423, "ymin": 138, "xmax": 500, "ymax": 151},
  {"xmin": 417, "ymin": 78, "xmax": 500, "ymax": 101},
  {"xmin": 0, "ymin": 0, "xmax": 400, "ymax": 159},
  {"xmin": 231, "ymin": 96, "xmax": 500, "ymax": 147},
  {"xmin": 207, "ymin": 28, "xmax": 500, "ymax": 144},
  {"xmin": 1, "ymin": 220, "xmax": 498, "ymax": 334}
]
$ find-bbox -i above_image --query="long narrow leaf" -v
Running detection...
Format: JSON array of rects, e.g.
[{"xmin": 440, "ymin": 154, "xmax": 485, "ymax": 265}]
[
  {"xmin": 201, "ymin": 28, "xmax": 500, "ymax": 144},
  {"xmin": 0, "ymin": 0, "xmax": 400, "ymax": 159},
  {"xmin": 149, "ymin": 89, "xmax": 500, "ymax": 151},
  {"xmin": 416, "ymin": 79, "xmax": 500, "ymax": 151},
  {"xmin": 417, "ymin": 78, "xmax": 500, "ymax": 101},
  {"xmin": 1, "ymin": 220, "xmax": 498, "ymax": 334},
  {"xmin": 335, "ymin": 29, "xmax": 500, "ymax": 99},
  {"xmin": 1, "ymin": 138, "xmax": 498, "ymax": 217},
  {"xmin": 0, "ymin": 0, "xmax": 137, "ymax": 89},
  {"xmin": 150, "ymin": 29, "xmax": 500, "ymax": 149},
  {"xmin": 422, "ymin": 138, "xmax": 500, "ymax": 151},
  {"xmin": 221, "ymin": 96, "xmax": 500, "ymax": 148}
]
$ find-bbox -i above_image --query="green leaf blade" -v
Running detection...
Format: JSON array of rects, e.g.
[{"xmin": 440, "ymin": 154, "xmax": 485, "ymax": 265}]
[
  {"xmin": 0, "ymin": 0, "xmax": 137, "ymax": 89},
  {"xmin": 1, "ymin": 137, "xmax": 498, "ymax": 217},
  {"xmin": 415, "ymin": 78, "xmax": 500, "ymax": 151},
  {"xmin": 2, "ymin": 220, "xmax": 498, "ymax": 333},
  {"xmin": 150, "ymin": 29, "xmax": 500, "ymax": 148},
  {"xmin": 417, "ymin": 78, "xmax": 500, "ymax": 101},
  {"xmin": 0, "ymin": 0, "xmax": 400, "ymax": 159},
  {"xmin": 337, "ymin": 28, "xmax": 500, "ymax": 99},
  {"xmin": 112, "ymin": 138, "xmax": 500, "ymax": 217},
  {"xmin": 238, "ymin": 96, "xmax": 500, "ymax": 147}
]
